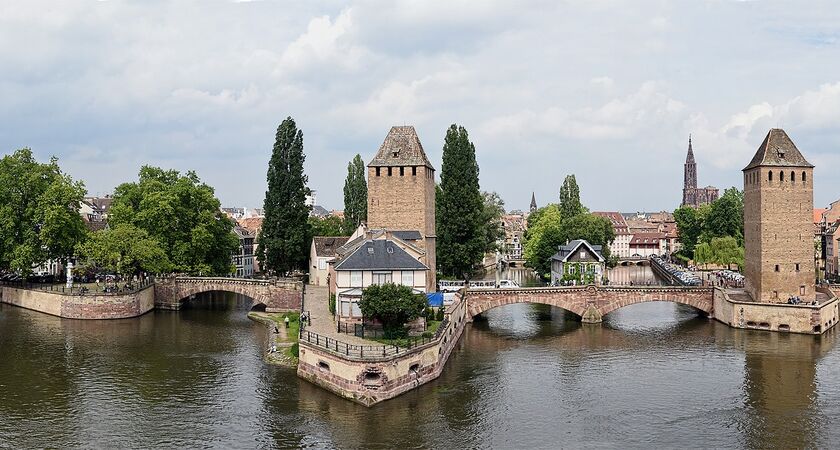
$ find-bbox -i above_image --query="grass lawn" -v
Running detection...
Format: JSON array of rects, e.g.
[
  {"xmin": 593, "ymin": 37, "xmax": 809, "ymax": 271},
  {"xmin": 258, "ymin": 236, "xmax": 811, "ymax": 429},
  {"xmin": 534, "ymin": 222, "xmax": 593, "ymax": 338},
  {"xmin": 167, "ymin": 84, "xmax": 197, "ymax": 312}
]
[
  {"xmin": 248, "ymin": 311, "xmax": 300, "ymax": 360},
  {"xmin": 369, "ymin": 320, "xmax": 443, "ymax": 348}
]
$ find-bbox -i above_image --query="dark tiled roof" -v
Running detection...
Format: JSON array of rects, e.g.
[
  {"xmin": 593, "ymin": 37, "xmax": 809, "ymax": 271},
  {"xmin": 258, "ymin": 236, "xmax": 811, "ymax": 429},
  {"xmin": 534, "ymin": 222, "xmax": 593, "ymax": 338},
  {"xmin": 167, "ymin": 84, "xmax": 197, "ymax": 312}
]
[
  {"xmin": 391, "ymin": 230, "xmax": 422, "ymax": 241},
  {"xmin": 744, "ymin": 128, "xmax": 813, "ymax": 170},
  {"xmin": 550, "ymin": 239, "xmax": 604, "ymax": 262},
  {"xmin": 334, "ymin": 240, "xmax": 428, "ymax": 271},
  {"xmin": 313, "ymin": 236, "xmax": 350, "ymax": 258},
  {"xmin": 310, "ymin": 205, "xmax": 330, "ymax": 217},
  {"xmin": 368, "ymin": 126, "xmax": 434, "ymax": 169}
]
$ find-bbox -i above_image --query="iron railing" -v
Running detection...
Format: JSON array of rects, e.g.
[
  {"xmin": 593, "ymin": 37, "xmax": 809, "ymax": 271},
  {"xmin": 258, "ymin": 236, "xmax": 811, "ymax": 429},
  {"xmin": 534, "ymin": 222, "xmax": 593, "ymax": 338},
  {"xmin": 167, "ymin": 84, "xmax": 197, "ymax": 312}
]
[
  {"xmin": 302, "ymin": 317, "xmax": 451, "ymax": 359},
  {"xmin": 2, "ymin": 276, "xmax": 155, "ymax": 296}
]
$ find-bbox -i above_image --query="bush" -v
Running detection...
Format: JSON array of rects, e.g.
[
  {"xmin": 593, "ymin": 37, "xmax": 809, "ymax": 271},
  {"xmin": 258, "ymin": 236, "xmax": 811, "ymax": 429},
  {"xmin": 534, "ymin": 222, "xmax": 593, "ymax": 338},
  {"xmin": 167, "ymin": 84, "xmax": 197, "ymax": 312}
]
[
  {"xmin": 424, "ymin": 306, "xmax": 435, "ymax": 320},
  {"xmin": 436, "ymin": 306, "xmax": 445, "ymax": 321},
  {"xmin": 329, "ymin": 294, "xmax": 336, "ymax": 315},
  {"xmin": 422, "ymin": 331, "xmax": 432, "ymax": 339},
  {"xmin": 359, "ymin": 283, "xmax": 427, "ymax": 337}
]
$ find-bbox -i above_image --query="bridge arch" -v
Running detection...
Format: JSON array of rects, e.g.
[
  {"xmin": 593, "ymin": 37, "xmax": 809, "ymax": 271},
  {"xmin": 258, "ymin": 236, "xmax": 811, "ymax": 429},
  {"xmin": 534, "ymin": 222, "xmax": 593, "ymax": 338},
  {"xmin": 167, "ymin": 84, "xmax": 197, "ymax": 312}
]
[
  {"xmin": 172, "ymin": 283, "xmax": 271, "ymax": 309},
  {"xmin": 154, "ymin": 277, "xmax": 303, "ymax": 312},
  {"xmin": 465, "ymin": 286, "xmax": 714, "ymax": 323}
]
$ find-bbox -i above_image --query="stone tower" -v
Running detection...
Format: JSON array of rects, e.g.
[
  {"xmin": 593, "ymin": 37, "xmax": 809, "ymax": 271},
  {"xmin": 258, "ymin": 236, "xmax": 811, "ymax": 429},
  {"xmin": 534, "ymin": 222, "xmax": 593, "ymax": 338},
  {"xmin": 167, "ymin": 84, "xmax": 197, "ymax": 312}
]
[
  {"xmin": 682, "ymin": 135, "xmax": 698, "ymax": 207},
  {"xmin": 743, "ymin": 129, "xmax": 814, "ymax": 302},
  {"xmin": 367, "ymin": 126, "xmax": 436, "ymax": 291}
]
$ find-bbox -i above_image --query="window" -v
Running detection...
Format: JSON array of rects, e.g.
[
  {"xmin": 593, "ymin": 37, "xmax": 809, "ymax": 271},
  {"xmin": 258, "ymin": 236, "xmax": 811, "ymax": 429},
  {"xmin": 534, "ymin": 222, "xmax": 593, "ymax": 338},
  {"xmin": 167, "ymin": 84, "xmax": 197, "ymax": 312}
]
[
  {"xmin": 388, "ymin": 167, "xmax": 392, "ymax": 176},
  {"xmin": 769, "ymin": 171, "xmax": 773, "ymax": 182},
  {"xmin": 580, "ymin": 251, "xmax": 587, "ymax": 259},
  {"xmin": 372, "ymin": 272, "xmax": 392, "ymax": 285},
  {"xmin": 775, "ymin": 264, "xmax": 780, "ymax": 272},
  {"xmin": 400, "ymin": 166, "xmax": 404, "ymax": 176},
  {"xmin": 801, "ymin": 286, "xmax": 806, "ymax": 295},
  {"xmin": 401, "ymin": 271, "xmax": 414, "ymax": 286},
  {"xmin": 779, "ymin": 171, "xmax": 783, "ymax": 182},
  {"xmin": 795, "ymin": 263, "xmax": 800, "ymax": 272},
  {"xmin": 376, "ymin": 167, "xmax": 381, "ymax": 176},
  {"xmin": 412, "ymin": 166, "xmax": 417, "ymax": 176},
  {"xmin": 790, "ymin": 171, "xmax": 795, "ymax": 182},
  {"xmin": 802, "ymin": 171, "xmax": 807, "ymax": 182},
  {"xmin": 350, "ymin": 271, "xmax": 363, "ymax": 287},
  {"xmin": 318, "ymin": 258, "xmax": 327, "ymax": 270}
]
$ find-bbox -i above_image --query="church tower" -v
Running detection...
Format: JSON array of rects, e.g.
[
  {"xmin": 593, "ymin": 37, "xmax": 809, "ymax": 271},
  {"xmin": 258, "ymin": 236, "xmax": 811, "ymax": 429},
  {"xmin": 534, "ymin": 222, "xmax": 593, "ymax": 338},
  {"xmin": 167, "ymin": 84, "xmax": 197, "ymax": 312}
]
[
  {"xmin": 682, "ymin": 135, "xmax": 698, "ymax": 207},
  {"xmin": 367, "ymin": 126, "xmax": 436, "ymax": 291},
  {"xmin": 530, "ymin": 192, "xmax": 537, "ymax": 213},
  {"xmin": 743, "ymin": 129, "xmax": 814, "ymax": 302}
]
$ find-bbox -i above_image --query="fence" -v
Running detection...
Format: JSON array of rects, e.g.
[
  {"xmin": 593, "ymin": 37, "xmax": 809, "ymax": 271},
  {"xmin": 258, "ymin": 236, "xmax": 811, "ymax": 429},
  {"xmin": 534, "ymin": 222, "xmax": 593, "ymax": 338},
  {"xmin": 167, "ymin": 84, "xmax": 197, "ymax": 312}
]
[
  {"xmin": 1, "ymin": 276, "xmax": 155, "ymax": 296},
  {"xmin": 302, "ymin": 317, "xmax": 450, "ymax": 359}
]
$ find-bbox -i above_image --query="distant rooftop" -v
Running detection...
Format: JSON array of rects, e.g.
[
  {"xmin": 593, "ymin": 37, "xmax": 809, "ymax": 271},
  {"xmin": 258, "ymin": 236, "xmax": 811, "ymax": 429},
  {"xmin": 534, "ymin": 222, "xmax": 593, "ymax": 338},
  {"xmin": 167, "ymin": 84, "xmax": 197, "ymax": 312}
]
[{"xmin": 368, "ymin": 126, "xmax": 434, "ymax": 169}]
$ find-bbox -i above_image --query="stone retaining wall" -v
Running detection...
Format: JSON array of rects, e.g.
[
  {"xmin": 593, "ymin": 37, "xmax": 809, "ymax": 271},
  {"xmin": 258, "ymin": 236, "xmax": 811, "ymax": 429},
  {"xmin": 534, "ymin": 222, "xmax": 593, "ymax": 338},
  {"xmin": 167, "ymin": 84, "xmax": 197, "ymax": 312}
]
[
  {"xmin": 714, "ymin": 287, "xmax": 839, "ymax": 334},
  {"xmin": 1, "ymin": 285, "xmax": 155, "ymax": 319},
  {"xmin": 297, "ymin": 293, "xmax": 468, "ymax": 406}
]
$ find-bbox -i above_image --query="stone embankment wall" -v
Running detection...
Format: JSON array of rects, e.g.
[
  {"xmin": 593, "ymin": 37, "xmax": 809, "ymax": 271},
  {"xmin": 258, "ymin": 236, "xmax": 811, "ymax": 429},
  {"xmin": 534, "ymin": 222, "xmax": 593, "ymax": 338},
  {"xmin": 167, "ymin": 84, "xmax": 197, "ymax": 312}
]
[
  {"xmin": 1, "ymin": 285, "xmax": 155, "ymax": 319},
  {"xmin": 297, "ymin": 293, "xmax": 468, "ymax": 406},
  {"xmin": 713, "ymin": 287, "xmax": 839, "ymax": 334}
]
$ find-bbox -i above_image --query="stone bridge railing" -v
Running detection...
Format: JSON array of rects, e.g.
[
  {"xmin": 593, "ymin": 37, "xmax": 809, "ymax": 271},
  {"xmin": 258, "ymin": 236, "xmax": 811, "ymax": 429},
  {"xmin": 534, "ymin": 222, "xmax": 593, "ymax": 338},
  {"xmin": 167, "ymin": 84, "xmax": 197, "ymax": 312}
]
[
  {"xmin": 465, "ymin": 285, "xmax": 715, "ymax": 323},
  {"xmin": 154, "ymin": 276, "xmax": 303, "ymax": 312}
]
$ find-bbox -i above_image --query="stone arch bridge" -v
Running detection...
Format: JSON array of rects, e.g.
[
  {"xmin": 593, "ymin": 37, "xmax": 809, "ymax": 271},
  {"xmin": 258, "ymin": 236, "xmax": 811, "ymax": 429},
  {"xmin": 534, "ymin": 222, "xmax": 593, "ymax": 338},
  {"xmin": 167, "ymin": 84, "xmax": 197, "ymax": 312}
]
[
  {"xmin": 465, "ymin": 285, "xmax": 714, "ymax": 323},
  {"xmin": 154, "ymin": 277, "xmax": 303, "ymax": 312}
]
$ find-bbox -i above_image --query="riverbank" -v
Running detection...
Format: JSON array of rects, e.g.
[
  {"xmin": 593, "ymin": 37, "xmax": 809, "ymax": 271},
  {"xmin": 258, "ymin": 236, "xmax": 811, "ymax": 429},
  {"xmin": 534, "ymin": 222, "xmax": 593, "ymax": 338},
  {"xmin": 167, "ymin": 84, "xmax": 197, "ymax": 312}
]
[{"xmin": 247, "ymin": 311, "xmax": 300, "ymax": 367}]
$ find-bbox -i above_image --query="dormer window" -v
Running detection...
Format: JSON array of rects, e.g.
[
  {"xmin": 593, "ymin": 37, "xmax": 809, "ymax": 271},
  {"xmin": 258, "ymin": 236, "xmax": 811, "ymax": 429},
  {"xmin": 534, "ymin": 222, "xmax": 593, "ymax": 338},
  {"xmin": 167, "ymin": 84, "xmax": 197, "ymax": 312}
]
[{"xmin": 776, "ymin": 146, "xmax": 785, "ymax": 159}]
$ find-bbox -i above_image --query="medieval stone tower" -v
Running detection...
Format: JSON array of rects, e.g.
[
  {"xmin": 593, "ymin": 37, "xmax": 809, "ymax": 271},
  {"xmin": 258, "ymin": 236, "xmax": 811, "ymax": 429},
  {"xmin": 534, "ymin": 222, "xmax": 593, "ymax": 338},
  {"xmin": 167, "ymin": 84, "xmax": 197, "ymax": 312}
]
[
  {"xmin": 743, "ymin": 128, "xmax": 814, "ymax": 302},
  {"xmin": 367, "ymin": 126, "xmax": 436, "ymax": 291}
]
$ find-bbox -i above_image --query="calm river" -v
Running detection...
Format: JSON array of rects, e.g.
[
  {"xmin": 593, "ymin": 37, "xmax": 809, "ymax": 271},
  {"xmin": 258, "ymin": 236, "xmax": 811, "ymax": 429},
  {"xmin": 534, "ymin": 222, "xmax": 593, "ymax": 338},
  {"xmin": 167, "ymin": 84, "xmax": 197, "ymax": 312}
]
[{"xmin": 2, "ymin": 267, "xmax": 840, "ymax": 449}]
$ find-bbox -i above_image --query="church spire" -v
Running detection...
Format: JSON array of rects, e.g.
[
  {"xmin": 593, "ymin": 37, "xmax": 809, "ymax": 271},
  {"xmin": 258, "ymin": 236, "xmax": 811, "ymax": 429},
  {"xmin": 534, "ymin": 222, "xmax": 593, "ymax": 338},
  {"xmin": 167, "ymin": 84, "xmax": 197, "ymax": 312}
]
[
  {"xmin": 530, "ymin": 192, "xmax": 537, "ymax": 213},
  {"xmin": 686, "ymin": 134, "xmax": 695, "ymax": 164}
]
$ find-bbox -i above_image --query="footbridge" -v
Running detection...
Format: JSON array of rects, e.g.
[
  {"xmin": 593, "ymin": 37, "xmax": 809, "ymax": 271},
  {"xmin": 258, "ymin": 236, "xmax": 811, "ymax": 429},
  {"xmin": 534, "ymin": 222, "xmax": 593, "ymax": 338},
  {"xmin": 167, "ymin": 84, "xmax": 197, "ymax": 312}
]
[
  {"xmin": 465, "ymin": 285, "xmax": 714, "ymax": 323},
  {"xmin": 154, "ymin": 276, "xmax": 303, "ymax": 312}
]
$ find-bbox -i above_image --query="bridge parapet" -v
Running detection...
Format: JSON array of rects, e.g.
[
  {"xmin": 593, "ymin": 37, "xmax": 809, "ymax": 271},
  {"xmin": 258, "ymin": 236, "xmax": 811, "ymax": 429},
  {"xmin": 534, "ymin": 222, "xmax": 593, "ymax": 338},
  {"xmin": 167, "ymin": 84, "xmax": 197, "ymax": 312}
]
[
  {"xmin": 154, "ymin": 276, "xmax": 302, "ymax": 312},
  {"xmin": 464, "ymin": 285, "xmax": 714, "ymax": 323}
]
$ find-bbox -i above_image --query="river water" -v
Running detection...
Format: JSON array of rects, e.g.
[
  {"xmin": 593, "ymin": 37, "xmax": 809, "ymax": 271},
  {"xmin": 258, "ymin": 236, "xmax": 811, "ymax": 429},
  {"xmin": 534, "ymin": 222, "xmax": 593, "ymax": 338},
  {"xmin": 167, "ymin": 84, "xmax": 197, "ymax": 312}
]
[{"xmin": 2, "ymin": 268, "xmax": 840, "ymax": 449}]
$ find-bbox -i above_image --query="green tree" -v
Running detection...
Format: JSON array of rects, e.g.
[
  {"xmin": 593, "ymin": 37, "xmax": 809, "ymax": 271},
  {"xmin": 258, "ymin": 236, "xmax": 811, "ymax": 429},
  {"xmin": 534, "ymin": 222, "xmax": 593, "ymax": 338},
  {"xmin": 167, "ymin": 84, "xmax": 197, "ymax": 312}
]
[
  {"xmin": 258, "ymin": 117, "xmax": 312, "ymax": 275},
  {"xmin": 480, "ymin": 191, "xmax": 506, "ymax": 254},
  {"xmin": 342, "ymin": 154, "xmax": 367, "ymax": 233},
  {"xmin": 709, "ymin": 236, "xmax": 744, "ymax": 270},
  {"xmin": 559, "ymin": 213, "xmax": 616, "ymax": 258},
  {"xmin": 436, "ymin": 124, "xmax": 484, "ymax": 279},
  {"xmin": 359, "ymin": 283, "xmax": 427, "ymax": 338},
  {"xmin": 673, "ymin": 205, "xmax": 707, "ymax": 256},
  {"xmin": 108, "ymin": 166, "xmax": 238, "ymax": 275},
  {"xmin": 524, "ymin": 205, "xmax": 564, "ymax": 276},
  {"xmin": 76, "ymin": 224, "xmax": 172, "ymax": 275},
  {"xmin": 705, "ymin": 188, "xmax": 744, "ymax": 244},
  {"xmin": 694, "ymin": 241, "xmax": 713, "ymax": 266},
  {"xmin": 0, "ymin": 149, "xmax": 87, "ymax": 275},
  {"xmin": 559, "ymin": 174, "xmax": 584, "ymax": 219},
  {"xmin": 308, "ymin": 215, "xmax": 345, "ymax": 237}
]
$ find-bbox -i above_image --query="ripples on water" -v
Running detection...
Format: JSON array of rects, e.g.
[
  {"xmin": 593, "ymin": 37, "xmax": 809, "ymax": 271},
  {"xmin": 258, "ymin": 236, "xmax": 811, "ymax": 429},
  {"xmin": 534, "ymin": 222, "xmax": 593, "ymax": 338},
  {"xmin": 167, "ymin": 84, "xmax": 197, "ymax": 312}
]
[{"xmin": 2, "ymin": 271, "xmax": 840, "ymax": 449}]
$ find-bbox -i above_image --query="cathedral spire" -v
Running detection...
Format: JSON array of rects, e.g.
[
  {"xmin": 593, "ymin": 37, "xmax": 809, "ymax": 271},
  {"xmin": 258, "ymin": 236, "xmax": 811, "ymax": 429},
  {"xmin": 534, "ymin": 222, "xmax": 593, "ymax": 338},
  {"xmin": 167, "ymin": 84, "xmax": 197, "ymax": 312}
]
[
  {"xmin": 530, "ymin": 192, "xmax": 537, "ymax": 213},
  {"xmin": 686, "ymin": 134, "xmax": 695, "ymax": 164}
]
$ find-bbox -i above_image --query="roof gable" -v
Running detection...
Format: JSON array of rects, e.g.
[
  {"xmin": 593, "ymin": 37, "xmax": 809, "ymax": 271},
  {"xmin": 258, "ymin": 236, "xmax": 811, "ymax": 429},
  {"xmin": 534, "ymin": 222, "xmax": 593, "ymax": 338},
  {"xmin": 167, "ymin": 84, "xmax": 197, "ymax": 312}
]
[
  {"xmin": 551, "ymin": 239, "xmax": 605, "ymax": 263},
  {"xmin": 368, "ymin": 126, "xmax": 434, "ymax": 169},
  {"xmin": 334, "ymin": 239, "xmax": 429, "ymax": 271},
  {"xmin": 744, "ymin": 128, "xmax": 813, "ymax": 170}
]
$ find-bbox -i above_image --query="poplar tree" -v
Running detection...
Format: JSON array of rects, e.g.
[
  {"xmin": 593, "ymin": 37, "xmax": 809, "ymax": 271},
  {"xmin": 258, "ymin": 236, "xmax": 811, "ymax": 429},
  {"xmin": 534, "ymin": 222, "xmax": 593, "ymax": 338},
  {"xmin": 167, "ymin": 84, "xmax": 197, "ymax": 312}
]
[
  {"xmin": 436, "ymin": 124, "xmax": 484, "ymax": 279},
  {"xmin": 257, "ymin": 117, "xmax": 311, "ymax": 275},
  {"xmin": 342, "ymin": 154, "xmax": 367, "ymax": 233},
  {"xmin": 559, "ymin": 174, "xmax": 583, "ymax": 219}
]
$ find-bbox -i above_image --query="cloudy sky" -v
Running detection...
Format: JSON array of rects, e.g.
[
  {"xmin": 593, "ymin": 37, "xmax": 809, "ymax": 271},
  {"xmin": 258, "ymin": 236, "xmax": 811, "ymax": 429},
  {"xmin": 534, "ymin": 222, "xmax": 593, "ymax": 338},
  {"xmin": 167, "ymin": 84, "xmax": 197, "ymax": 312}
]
[{"xmin": 2, "ymin": 1, "xmax": 839, "ymax": 212}]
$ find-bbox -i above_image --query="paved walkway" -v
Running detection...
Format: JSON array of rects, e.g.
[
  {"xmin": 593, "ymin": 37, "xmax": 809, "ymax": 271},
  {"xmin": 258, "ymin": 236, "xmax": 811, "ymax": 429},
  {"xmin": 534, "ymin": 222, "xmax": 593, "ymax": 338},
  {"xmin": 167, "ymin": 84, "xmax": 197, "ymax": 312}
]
[{"xmin": 302, "ymin": 284, "xmax": 370, "ymax": 346}]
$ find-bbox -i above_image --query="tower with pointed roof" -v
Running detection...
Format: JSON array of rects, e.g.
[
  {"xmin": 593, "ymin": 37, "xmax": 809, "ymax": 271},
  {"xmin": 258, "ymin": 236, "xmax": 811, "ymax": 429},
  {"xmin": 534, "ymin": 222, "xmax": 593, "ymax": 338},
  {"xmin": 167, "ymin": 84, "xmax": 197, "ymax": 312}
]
[
  {"xmin": 682, "ymin": 135, "xmax": 698, "ymax": 207},
  {"xmin": 743, "ymin": 128, "xmax": 815, "ymax": 302},
  {"xmin": 367, "ymin": 126, "xmax": 436, "ymax": 290},
  {"xmin": 530, "ymin": 192, "xmax": 537, "ymax": 213},
  {"xmin": 681, "ymin": 135, "xmax": 718, "ymax": 207}
]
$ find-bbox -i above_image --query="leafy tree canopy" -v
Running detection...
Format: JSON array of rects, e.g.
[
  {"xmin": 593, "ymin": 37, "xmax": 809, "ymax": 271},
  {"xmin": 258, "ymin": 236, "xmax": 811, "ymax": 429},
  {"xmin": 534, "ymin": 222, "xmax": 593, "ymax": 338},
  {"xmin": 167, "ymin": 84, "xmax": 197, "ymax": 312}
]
[
  {"xmin": 0, "ymin": 148, "xmax": 87, "ymax": 274},
  {"xmin": 108, "ymin": 166, "xmax": 237, "ymax": 275},
  {"xmin": 343, "ymin": 154, "xmax": 367, "ymax": 233},
  {"xmin": 559, "ymin": 174, "xmax": 584, "ymax": 219},
  {"xmin": 674, "ymin": 187, "xmax": 744, "ymax": 261},
  {"xmin": 258, "ymin": 117, "xmax": 312, "ymax": 275},
  {"xmin": 359, "ymin": 283, "xmax": 427, "ymax": 338},
  {"xmin": 524, "ymin": 205, "xmax": 564, "ymax": 276},
  {"xmin": 76, "ymin": 224, "xmax": 172, "ymax": 275},
  {"xmin": 559, "ymin": 213, "xmax": 615, "ymax": 259},
  {"xmin": 436, "ymin": 124, "xmax": 485, "ymax": 279},
  {"xmin": 480, "ymin": 191, "xmax": 506, "ymax": 254},
  {"xmin": 308, "ymin": 215, "xmax": 346, "ymax": 237}
]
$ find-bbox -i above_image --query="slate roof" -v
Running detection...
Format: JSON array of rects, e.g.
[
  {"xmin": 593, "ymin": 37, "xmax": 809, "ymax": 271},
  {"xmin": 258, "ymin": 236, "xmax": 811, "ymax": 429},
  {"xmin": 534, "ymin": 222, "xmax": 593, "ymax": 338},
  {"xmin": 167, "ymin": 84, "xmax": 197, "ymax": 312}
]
[
  {"xmin": 368, "ymin": 126, "xmax": 434, "ymax": 169},
  {"xmin": 310, "ymin": 205, "xmax": 330, "ymax": 218},
  {"xmin": 550, "ymin": 239, "xmax": 604, "ymax": 263},
  {"xmin": 334, "ymin": 239, "xmax": 428, "ymax": 271},
  {"xmin": 744, "ymin": 128, "xmax": 813, "ymax": 170},
  {"xmin": 391, "ymin": 230, "xmax": 422, "ymax": 241},
  {"xmin": 313, "ymin": 236, "xmax": 350, "ymax": 258}
]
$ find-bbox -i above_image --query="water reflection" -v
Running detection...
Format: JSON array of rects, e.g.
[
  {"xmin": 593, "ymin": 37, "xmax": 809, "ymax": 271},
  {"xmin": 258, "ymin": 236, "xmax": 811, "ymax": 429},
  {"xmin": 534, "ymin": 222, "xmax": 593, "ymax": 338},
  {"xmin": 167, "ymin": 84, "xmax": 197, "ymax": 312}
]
[{"xmin": 1, "ymin": 286, "xmax": 838, "ymax": 448}]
